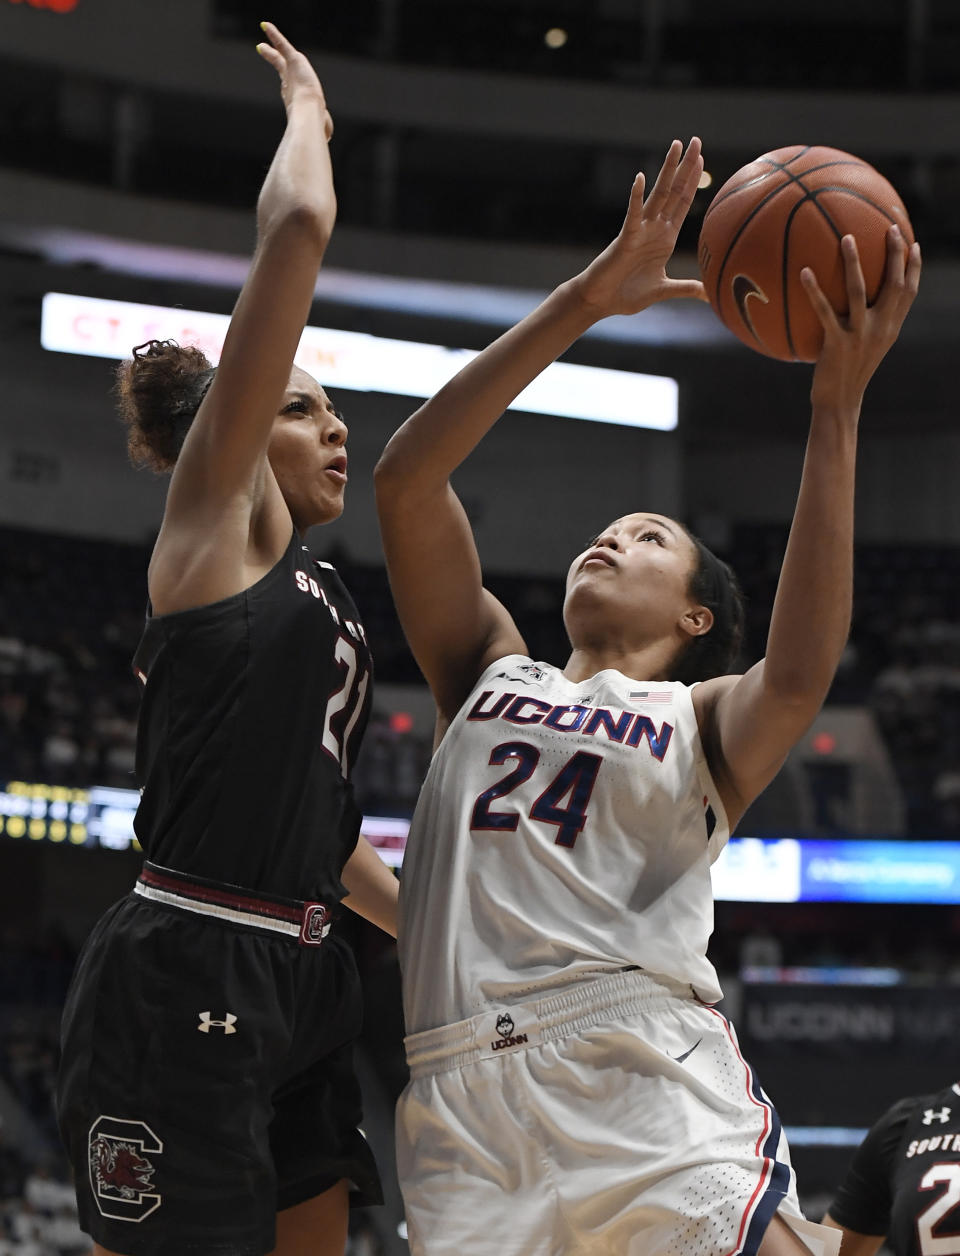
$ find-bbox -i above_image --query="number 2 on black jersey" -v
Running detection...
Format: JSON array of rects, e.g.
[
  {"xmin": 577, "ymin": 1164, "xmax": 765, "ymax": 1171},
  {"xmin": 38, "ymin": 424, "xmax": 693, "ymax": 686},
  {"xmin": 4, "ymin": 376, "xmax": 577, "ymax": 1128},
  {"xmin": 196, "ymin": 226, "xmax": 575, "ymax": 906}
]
[
  {"xmin": 471, "ymin": 740, "xmax": 602, "ymax": 849},
  {"xmin": 917, "ymin": 1163, "xmax": 960, "ymax": 1255}
]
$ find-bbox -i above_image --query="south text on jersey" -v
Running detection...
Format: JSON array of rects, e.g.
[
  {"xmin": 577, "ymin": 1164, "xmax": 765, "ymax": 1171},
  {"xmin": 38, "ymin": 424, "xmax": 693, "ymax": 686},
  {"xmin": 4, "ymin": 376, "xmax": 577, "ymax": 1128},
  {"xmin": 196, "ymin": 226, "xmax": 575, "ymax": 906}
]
[{"xmin": 294, "ymin": 569, "xmax": 367, "ymax": 642}]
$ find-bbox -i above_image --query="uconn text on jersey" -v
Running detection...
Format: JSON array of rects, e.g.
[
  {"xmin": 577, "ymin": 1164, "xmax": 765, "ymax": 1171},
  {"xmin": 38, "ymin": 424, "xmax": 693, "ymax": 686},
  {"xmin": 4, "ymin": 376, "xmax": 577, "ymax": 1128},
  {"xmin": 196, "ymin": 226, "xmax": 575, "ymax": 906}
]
[{"xmin": 466, "ymin": 689, "xmax": 675, "ymax": 761}]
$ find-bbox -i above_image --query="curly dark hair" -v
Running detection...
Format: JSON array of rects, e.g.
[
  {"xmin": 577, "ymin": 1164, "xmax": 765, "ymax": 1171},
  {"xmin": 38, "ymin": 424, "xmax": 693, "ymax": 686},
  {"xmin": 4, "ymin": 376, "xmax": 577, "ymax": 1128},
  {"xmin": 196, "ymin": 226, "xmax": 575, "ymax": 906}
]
[
  {"xmin": 671, "ymin": 531, "xmax": 746, "ymax": 685},
  {"xmin": 114, "ymin": 340, "xmax": 216, "ymax": 472}
]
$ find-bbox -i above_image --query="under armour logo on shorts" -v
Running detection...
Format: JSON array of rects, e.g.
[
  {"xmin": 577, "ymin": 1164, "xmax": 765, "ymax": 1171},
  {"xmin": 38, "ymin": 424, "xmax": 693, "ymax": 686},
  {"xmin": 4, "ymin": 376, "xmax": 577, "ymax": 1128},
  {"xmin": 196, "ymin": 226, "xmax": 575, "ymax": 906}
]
[{"xmin": 197, "ymin": 1011, "xmax": 238, "ymax": 1034}]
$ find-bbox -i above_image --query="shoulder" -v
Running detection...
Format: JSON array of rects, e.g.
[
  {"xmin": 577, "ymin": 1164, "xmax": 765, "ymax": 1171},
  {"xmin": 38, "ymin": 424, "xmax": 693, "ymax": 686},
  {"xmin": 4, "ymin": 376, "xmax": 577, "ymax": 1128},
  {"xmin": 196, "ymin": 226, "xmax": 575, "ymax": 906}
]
[
  {"xmin": 856, "ymin": 1094, "xmax": 925, "ymax": 1177},
  {"xmin": 885, "ymin": 1087, "xmax": 960, "ymax": 1136},
  {"xmin": 827, "ymin": 1098, "xmax": 910, "ymax": 1234},
  {"xmin": 462, "ymin": 652, "xmax": 546, "ymax": 690},
  {"xmin": 689, "ymin": 673, "xmax": 740, "ymax": 760},
  {"xmin": 690, "ymin": 674, "xmax": 739, "ymax": 719},
  {"xmin": 879, "ymin": 1094, "xmax": 928, "ymax": 1138},
  {"xmin": 148, "ymin": 492, "xmax": 293, "ymax": 615},
  {"xmin": 432, "ymin": 653, "xmax": 548, "ymax": 749}
]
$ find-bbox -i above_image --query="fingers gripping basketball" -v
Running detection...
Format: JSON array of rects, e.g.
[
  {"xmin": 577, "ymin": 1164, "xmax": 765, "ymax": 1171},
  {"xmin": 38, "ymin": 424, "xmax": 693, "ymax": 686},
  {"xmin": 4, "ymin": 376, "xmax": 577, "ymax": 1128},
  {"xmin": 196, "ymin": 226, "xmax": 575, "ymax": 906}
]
[{"xmin": 697, "ymin": 146, "xmax": 914, "ymax": 362}]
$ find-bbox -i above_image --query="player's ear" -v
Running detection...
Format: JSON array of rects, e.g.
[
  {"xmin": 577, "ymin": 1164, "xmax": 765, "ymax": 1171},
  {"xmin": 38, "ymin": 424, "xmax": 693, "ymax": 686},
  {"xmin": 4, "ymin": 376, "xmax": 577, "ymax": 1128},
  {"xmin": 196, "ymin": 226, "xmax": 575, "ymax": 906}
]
[{"xmin": 679, "ymin": 605, "xmax": 713, "ymax": 640}]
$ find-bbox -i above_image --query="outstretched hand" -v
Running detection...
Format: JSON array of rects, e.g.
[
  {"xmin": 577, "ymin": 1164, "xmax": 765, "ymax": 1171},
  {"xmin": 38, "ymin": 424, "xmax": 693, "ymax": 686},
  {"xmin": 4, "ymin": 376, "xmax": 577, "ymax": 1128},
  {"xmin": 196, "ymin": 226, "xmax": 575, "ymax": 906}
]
[
  {"xmin": 573, "ymin": 138, "xmax": 707, "ymax": 318},
  {"xmin": 803, "ymin": 226, "xmax": 921, "ymax": 416},
  {"xmin": 257, "ymin": 21, "xmax": 333, "ymax": 140}
]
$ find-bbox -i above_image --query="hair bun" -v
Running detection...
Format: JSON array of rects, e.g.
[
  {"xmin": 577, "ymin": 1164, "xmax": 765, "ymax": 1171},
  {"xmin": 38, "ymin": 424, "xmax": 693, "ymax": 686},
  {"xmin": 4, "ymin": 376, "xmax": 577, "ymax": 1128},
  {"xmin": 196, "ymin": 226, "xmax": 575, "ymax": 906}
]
[{"xmin": 115, "ymin": 341, "xmax": 215, "ymax": 472}]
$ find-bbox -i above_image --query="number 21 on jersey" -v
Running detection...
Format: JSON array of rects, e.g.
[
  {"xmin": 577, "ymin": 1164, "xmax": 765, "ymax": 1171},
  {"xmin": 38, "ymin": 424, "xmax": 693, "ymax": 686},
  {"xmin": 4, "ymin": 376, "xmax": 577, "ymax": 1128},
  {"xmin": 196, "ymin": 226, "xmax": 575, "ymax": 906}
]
[{"xmin": 321, "ymin": 635, "xmax": 369, "ymax": 776}]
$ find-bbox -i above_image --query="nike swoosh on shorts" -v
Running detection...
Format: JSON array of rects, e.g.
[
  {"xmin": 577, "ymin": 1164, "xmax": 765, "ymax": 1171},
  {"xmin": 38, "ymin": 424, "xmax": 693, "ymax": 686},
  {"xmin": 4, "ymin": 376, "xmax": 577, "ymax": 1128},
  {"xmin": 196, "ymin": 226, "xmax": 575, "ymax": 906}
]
[{"xmin": 672, "ymin": 1038, "xmax": 703, "ymax": 1064}]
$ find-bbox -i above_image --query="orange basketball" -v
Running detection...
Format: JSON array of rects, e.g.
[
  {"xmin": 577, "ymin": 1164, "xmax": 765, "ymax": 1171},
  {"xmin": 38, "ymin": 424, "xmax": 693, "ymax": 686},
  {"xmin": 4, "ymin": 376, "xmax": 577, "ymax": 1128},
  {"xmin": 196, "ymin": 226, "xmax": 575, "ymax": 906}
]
[{"xmin": 697, "ymin": 146, "xmax": 914, "ymax": 362}]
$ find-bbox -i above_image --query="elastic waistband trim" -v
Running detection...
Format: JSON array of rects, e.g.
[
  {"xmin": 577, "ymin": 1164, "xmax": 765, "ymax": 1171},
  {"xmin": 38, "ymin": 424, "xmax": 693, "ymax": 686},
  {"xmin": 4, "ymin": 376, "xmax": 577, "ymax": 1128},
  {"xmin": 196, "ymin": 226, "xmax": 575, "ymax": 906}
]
[
  {"xmin": 404, "ymin": 969, "xmax": 697, "ymax": 1076},
  {"xmin": 134, "ymin": 862, "xmax": 332, "ymax": 946}
]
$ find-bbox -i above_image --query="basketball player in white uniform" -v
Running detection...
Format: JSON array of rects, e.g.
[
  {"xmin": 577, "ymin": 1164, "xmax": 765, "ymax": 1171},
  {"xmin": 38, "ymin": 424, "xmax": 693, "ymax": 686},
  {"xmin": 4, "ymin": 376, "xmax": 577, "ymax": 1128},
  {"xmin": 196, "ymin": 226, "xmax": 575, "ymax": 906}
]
[{"xmin": 375, "ymin": 138, "xmax": 920, "ymax": 1256}]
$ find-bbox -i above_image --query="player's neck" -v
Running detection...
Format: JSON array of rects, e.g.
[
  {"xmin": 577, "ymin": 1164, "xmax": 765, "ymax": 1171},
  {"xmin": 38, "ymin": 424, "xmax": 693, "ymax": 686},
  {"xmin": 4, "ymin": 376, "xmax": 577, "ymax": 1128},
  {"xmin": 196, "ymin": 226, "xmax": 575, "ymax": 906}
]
[{"xmin": 563, "ymin": 640, "xmax": 676, "ymax": 686}]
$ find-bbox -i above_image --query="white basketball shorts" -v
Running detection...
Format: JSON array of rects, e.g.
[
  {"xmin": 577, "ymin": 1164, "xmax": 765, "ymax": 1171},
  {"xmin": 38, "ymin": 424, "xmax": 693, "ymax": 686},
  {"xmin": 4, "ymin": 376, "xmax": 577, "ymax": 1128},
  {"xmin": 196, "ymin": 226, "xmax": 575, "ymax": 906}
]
[{"xmin": 397, "ymin": 969, "xmax": 840, "ymax": 1256}]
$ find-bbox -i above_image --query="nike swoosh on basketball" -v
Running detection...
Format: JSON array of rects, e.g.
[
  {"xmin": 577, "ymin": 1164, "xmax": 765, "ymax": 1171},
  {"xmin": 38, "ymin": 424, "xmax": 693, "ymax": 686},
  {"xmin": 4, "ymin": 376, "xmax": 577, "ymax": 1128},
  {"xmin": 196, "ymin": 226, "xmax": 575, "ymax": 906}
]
[{"xmin": 732, "ymin": 274, "xmax": 769, "ymax": 341}]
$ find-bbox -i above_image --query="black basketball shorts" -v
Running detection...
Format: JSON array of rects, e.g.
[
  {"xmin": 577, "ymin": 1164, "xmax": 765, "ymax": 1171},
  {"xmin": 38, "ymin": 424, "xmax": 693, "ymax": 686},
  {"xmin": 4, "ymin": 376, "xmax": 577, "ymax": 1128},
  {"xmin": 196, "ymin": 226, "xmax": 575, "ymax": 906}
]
[{"xmin": 57, "ymin": 882, "xmax": 382, "ymax": 1256}]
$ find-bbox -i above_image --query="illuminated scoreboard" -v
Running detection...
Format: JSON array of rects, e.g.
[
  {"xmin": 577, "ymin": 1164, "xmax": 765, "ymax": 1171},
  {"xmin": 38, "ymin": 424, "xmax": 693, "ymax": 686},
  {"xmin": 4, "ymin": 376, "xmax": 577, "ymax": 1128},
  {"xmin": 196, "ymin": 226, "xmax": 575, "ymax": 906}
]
[
  {"xmin": 0, "ymin": 781, "xmax": 142, "ymax": 851},
  {"xmin": 3, "ymin": 780, "xmax": 960, "ymax": 901},
  {"xmin": 0, "ymin": 781, "xmax": 410, "ymax": 863}
]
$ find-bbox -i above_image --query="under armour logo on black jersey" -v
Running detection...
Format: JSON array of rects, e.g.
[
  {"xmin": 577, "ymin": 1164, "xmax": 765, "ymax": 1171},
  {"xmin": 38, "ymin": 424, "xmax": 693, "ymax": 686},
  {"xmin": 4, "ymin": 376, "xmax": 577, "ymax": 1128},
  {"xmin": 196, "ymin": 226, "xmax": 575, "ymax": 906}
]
[
  {"xmin": 922, "ymin": 1106, "xmax": 951, "ymax": 1125},
  {"xmin": 197, "ymin": 1012, "xmax": 237, "ymax": 1034}
]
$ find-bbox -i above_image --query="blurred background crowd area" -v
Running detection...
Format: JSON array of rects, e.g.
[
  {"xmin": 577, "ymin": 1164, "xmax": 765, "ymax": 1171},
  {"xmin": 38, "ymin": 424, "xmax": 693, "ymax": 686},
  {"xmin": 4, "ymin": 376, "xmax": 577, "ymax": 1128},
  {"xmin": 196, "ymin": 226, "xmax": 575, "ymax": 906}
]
[
  {"xmin": 2, "ymin": 2, "xmax": 960, "ymax": 255},
  {"xmin": 2, "ymin": 520, "xmax": 959, "ymax": 835}
]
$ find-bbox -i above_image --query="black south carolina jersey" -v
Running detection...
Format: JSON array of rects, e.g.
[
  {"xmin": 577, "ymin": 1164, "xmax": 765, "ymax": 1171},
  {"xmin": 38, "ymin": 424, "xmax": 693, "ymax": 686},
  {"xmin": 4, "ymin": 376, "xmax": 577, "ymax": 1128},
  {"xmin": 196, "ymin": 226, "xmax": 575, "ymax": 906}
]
[
  {"xmin": 59, "ymin": 532, "xmax": 382, "ymax": 1256},
  {"xmin": 829, "ymin": 1081, "xmax": 960, "ymax": 1255},
  {"xmin": 132, "ymin": 531, "xmax": 372, "ymax": 901}
]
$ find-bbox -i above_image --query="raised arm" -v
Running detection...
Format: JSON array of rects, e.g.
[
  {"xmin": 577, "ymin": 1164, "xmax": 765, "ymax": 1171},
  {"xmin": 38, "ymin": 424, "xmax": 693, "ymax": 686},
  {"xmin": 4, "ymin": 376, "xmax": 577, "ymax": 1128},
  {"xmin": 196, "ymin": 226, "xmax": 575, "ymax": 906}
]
[
  {"xmin": 151, "ymin": 23, "xmax": 336, "ymax": 610},
  {"xmin": 375, "ymin": 138, "xmax": 706, "ymax": 722},
  {"xmin": 694, "ymin": 227, "xmax": 921, "ymax": 827}
]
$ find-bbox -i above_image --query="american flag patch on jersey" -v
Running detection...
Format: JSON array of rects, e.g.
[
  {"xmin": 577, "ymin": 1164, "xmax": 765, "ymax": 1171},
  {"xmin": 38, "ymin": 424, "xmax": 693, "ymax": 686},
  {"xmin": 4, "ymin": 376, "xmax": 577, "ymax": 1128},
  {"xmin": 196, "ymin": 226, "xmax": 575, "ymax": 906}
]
[{"xmin": 629, "ymin": 690, "xmax": 672, "ymax": 704}]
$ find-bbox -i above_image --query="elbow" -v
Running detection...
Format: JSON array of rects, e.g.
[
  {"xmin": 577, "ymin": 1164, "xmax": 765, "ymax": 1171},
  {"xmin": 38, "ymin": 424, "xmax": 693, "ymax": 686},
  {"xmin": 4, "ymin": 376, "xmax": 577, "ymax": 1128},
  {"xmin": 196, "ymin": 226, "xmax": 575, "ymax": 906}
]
[
  {"xmin": 372, "ymin": 457, "xmax": 409, "ymax": 525},
  {"xmin": 258, "ymin": 199, "xmax": 335, "ymax": 255},
  {"xmin": 286, "ymin": 200, "xmax": 335, "ymax": 251},
  {"xmin": 374, "ymin": 440, "xmax": 422, "ymax": 503},
  {"xmin": 373, "ymin": 452, "xmax": 401, "ymax": 502},
  {"xmin": 374, "ymin": 460, "xmax": 423, "ymax": 521},
  {"xmin": 375, "ymin": 415, "xmax": 453, "ymax": 507},
  {"xmin": 373, "ymin": 449, "xmax": 398, "ymax": 487}
]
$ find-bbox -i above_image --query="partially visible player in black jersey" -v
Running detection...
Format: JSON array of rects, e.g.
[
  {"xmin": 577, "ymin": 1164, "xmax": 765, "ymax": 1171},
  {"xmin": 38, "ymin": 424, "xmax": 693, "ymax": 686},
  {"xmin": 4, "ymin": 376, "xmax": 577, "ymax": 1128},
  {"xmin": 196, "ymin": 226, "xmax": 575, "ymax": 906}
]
[
  {"xmin": 824, "ymin": 1081, "xmax": 960, "ymax": 1256},
  {"xmin": 56, "ymin": 23, "xmax": 397, "ymax": 1256}
]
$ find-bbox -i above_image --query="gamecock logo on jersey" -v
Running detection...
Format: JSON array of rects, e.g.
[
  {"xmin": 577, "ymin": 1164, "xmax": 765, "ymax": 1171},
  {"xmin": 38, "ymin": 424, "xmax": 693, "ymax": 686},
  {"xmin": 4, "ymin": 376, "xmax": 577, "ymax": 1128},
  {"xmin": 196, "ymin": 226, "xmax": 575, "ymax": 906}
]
[{"xmin": 88, "ymin": 1116, "xmax": 163, "ymax": 1222}]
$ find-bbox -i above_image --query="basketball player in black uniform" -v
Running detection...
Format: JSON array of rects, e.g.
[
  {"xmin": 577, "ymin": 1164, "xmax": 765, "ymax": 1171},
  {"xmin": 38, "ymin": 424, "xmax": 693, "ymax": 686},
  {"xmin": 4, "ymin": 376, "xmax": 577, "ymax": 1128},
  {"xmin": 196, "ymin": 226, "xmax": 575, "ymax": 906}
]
[
  {"xmin": 56, "ymin": 24, "xmax": 397, "ymax": 1256},
  {"xmin": 824, "ymin": 1082, "xmax": 960, "ymax": 1255}
]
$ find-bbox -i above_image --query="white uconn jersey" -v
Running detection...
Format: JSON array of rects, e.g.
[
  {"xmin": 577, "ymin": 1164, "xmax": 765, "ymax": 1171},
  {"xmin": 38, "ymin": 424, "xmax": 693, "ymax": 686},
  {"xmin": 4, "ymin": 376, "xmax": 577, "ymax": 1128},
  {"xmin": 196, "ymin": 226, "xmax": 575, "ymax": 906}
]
[{"xmin": 399, "ymin": 655, "xmax": 730, "ymax": 1035}]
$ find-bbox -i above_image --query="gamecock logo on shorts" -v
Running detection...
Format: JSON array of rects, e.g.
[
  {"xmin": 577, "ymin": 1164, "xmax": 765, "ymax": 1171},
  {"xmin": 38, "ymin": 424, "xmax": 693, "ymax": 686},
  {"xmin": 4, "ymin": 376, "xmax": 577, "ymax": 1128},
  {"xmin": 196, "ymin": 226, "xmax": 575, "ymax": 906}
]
[
  {"xmin": 88, "ymin": 1116, "xmax": 163, "ymax": 1222},
  {"xmin": 300, "ymin": 903, "xmax": 332, "ymax": 946}
]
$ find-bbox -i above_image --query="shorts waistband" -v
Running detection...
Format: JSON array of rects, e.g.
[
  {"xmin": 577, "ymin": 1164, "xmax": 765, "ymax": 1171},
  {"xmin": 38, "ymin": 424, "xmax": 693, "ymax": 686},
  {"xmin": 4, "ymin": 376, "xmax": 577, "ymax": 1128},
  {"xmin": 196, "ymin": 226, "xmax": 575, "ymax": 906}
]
[
  {"xmin": 404, "ymin": 969, "xmax": 695, "ymax": 1077},
  {"xmin": 134, "ymin": 861, "xmax": 333, "ymax": 946}
]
